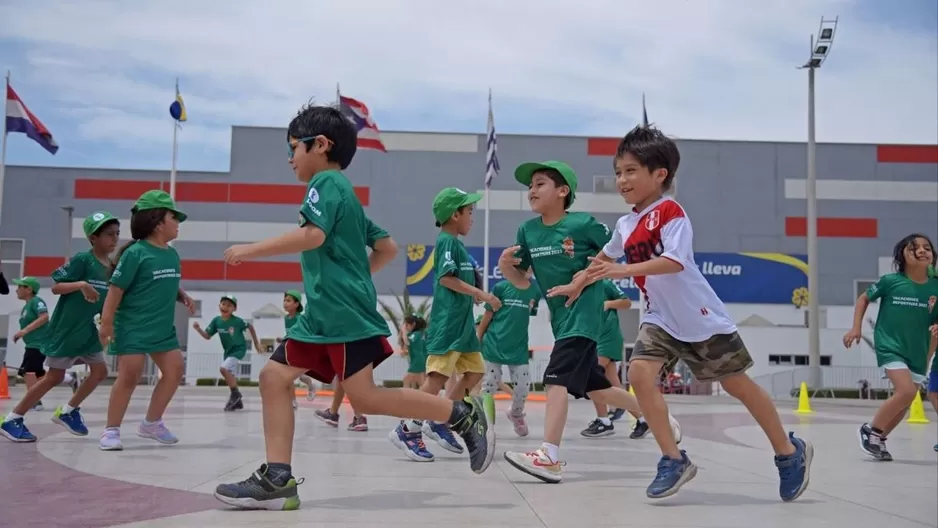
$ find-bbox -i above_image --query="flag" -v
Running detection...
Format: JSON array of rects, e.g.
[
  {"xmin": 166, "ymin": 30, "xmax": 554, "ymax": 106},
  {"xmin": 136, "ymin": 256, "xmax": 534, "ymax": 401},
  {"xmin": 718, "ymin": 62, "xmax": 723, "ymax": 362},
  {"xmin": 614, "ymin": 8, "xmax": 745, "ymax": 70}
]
[
  {"xmin": 642, "ymin": 93, "xmax": 649, "ymax": 127},
  {"xmin": 5, "ymin": 84, "xmax": 58, "ymax": 154},
  {"xmin": 484, "ymin": 90, "xmax": 500, "ymax": 189},
  {"xmin": 169, "ymin": 79, "xmax": 187, "ymax": 122},
  {"xmin": 338, "ymin": 95, "xmax": 386, "ymax": 152}
]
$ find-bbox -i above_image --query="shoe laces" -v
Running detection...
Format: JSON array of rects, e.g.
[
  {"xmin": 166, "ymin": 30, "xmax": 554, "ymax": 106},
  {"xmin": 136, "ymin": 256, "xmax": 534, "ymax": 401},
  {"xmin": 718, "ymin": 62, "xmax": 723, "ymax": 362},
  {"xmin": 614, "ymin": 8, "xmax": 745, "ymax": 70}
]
[{"xmin": 653, "ymin": 456, "xmax": 682, "ymax": 480}]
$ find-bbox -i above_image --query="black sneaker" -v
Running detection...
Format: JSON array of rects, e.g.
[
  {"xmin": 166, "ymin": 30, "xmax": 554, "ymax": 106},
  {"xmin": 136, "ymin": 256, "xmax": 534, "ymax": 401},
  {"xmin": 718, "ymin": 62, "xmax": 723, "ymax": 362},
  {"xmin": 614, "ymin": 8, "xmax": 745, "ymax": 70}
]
[
  {"xmin": 449, "ymin": 394, "xmax": 496, "ymax": 474},
  {"xmin": 214, "ymin": 464, "xmax": 303, "ymax": 510},
  {"xmin": 858, "ymin": 423, "xmax": 889, "ymax": 460},
  {"xmin": 69, "ymin": 375, "xmax": 79, "ymax": 394},
  {"xmin": 581, "ymin": 419, "xmax": 615, "ymax": 438},
  {"xmin": 608, "ymin": 408, "xmax": 626, "ymax": 422},
  {"xmin": 878, "ymin": 436, "xmax": 894, "ymax": 462},
  {"xmin": 630, "ymin": 419, "xmax": 650, "ymax": 439},
  {"xmin": 224, "ymin": 392, "xmax": 243, "ymax": 411}
]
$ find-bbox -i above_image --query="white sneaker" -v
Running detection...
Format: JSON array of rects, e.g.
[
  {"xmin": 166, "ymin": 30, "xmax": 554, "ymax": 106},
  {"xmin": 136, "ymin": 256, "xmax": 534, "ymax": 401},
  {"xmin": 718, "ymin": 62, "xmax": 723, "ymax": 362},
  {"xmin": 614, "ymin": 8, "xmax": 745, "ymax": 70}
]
[
  {"xmin": 99, "ymin": 428, "xmax": 123, "ymax": 451},
  {"xmin": 503, "ymin": 448, "xmax": 564, "ymax": 483},
  {"xmin": 669, "ymin": 413, "xmax": 683, "ymax": 444}
]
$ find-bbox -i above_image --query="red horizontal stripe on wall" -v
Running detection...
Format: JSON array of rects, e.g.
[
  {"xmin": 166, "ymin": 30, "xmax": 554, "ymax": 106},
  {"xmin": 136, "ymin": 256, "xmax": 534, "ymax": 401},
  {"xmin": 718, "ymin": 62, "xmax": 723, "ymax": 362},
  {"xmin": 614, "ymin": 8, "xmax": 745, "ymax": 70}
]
[
  {"xmin": 876, "ymin": 145, "xmax": 938, "ymax": 164},
  {"xmin": 25, "ymin": 256, "xmax": 302, "ymax": 282},
  {"xmin": 784, "ymin": 217, "xmax": 878, "ymax": 238},
  {"xmin": 587, "ymin": 137, "xmax": 619, "ymax": 156},
  {"xmin": 74, "ymin": 179, "xmax": 370, "ymax": 206}
]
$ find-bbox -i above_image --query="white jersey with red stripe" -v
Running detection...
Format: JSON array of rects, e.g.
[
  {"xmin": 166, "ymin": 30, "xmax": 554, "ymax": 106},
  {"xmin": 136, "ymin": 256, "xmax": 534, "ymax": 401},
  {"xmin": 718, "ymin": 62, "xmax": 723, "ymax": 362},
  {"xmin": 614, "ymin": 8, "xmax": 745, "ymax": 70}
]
[{"xmin": 601, "ymin": 197, "xmax": 737, "ymax": 343}]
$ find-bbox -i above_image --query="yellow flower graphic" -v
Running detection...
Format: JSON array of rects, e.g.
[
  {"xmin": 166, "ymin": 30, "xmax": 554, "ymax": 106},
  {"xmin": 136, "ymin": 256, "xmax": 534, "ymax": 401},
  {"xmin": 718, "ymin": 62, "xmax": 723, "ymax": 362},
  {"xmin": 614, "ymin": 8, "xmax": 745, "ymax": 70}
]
[
  {"xmin": 791, "ymin": 287, "xmax": 809, "ymax": 308},
  {"xmin": 407, "ymin": 244, "xmax": 426, "ymax": 262}
]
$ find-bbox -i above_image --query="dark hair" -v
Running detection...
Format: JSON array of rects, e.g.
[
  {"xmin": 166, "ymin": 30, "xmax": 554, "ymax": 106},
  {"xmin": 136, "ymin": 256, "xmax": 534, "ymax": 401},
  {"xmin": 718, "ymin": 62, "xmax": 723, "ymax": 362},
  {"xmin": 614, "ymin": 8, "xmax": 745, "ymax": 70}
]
[
  {"xmin": 90, "ymin": 219, "xmax": 119, "ymax": 238},
  {"xmin": 533, "ymin": 169, "xmax": 572, "ymax": 209},
  {"xmin": 892, "ymin": 233, "xmax": 937, "ymax": 274},
  {"xmin": 113, "ymin": 208, "xmax": 170, "ymax": 264},
  {"xmin": 615, "ymin": 125, "xmax": 680, "ymax": 191},
  {"xmin": 404, "ymin": 314, "xmax": 427, "ymax": 331},
  {"xmin": 287, "ymin": 103, "xmax": 357, "ymax": 169}
]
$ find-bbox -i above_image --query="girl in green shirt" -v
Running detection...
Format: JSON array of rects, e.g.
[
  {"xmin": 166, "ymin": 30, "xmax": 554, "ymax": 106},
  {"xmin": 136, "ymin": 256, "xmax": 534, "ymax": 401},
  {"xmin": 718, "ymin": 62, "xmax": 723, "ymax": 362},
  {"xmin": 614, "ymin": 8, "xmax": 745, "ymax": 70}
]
[
  {"xmin": 280, "ymin": 290, "xmax": 317, "ymax": 408},
  {"xmin": 98, "ymin": 190, "xmax": 195, "ymax": 451},
  {"xmin": 401, "ymin": 314, "xmax": 429, "ymax": 389}
]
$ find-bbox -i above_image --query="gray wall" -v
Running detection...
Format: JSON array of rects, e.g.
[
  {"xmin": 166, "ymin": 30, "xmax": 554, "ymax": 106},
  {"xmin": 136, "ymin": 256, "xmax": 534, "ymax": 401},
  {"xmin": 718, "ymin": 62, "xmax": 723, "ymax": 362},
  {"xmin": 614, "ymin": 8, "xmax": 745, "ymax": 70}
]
[{"xmin": 3, "ymin": 126, "xmax": 936, "ymax": 305}]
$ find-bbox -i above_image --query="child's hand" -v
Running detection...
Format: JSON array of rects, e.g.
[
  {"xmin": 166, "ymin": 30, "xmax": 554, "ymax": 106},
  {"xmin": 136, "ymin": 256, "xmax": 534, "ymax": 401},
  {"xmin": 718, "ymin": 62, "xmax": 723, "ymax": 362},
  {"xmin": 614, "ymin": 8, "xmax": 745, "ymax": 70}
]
[
  {"xmin": 546, "ymin": 282, "xmax": 583, "ymax": 307},
  {"xmin": 79, "ymin": 282, "xmax": 99, "ymax": 303},
  {"xmin": 192, "ymin": 321, "xmax": 201, "ymax": 330},
  {"xmin": 477, "ymin": 292, "xmax": 502, "ymax": 311},
  {"xmin": 930, "ymin": 324, "xmax": 938, "ymax": 339},
  {"xmin": 181, "ymin": 294, "xmax": 197, "ymax": 315},
  {"xmin": 498, "ymin": 246, "xmax": 522, "ymax": 268},
  {"xmin": 843, "ymin": 328, "xmax": 862, "ymax": 348},
  {"xmin": 98, "ymin": 322, "xmax": 114, "ymax": 348},
  {"xmin": 586, "ymin": 257, "xmax": 630, "ymax": 282}
]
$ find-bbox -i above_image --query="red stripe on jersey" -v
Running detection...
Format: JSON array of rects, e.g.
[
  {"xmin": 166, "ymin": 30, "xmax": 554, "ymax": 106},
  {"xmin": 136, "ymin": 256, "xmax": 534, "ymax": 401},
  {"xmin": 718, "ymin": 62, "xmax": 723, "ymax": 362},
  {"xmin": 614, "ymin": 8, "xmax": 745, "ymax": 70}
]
[{"xmin": 621, "ymin": 199, "xmax": 686, "ymax": 297}]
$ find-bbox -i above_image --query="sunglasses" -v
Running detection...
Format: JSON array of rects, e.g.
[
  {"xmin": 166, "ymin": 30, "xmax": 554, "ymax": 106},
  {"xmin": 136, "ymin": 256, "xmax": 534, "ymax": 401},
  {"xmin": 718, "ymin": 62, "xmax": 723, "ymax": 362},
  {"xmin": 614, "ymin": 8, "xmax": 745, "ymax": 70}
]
[{"xmin": 288, "ymin": 136, "xmax": 333, "ymax": 160}]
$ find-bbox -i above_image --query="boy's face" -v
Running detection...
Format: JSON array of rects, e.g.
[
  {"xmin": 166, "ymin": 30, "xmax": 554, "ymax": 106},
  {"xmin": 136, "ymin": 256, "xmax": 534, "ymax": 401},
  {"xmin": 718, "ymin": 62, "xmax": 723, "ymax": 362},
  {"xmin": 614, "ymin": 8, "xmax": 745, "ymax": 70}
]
[
  {"xmin": 452, "ymin": 205, "xmax": 474, "ymax": 236},
  {"xmin": 15, "ymin": 285, "xmax": 29, "ymax": 300},
  {"xmin": 614, "ymin": 152, "xmax": 667, "ymax": 206},
  {"xmin": 289, "ymin": 135, "xmax": 332, "ymax": 183},
  {"xmin": 91, "ymin": 222, "xmax": 121, "ymax": 254},
  {"xmin": 283, "ymin": 295, "xmax": 298, "ymax": 312},
  {"xmin": 219, "ymin": 299, "xmax": 236, "ymax": 314},
  {"xmin": 528, "ymin": 172, "xmax": 568, "ymax": 214},
  {"xmin": 156, "ymin": 211, "xmax": 180, "ymax": 241}
]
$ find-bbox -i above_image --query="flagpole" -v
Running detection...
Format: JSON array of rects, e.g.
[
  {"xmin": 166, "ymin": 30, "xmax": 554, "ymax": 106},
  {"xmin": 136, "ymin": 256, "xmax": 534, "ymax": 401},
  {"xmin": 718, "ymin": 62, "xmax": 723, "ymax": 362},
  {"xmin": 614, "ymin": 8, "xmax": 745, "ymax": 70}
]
[
  {"xmin": 336, "ymin": 83, "xmax": 340, "ymax": 105},
  {"xmin": 0, "ymin": 70, "xmax": 10, "ymax": 227},
  {"xmin": 483, "ymin": 89, "xmax": 492, "ymax": 292},
  {"xmin": 169, "ymin": 77, "xmax": 179, "ymax": 201}
]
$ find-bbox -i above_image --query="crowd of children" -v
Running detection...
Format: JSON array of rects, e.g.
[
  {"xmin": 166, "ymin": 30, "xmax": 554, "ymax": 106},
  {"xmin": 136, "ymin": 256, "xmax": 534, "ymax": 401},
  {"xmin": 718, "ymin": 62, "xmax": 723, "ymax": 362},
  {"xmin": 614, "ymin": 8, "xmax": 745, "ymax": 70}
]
[{"xmin": 2, "ymin": 99, "xmax": 934, "ymax": 512}]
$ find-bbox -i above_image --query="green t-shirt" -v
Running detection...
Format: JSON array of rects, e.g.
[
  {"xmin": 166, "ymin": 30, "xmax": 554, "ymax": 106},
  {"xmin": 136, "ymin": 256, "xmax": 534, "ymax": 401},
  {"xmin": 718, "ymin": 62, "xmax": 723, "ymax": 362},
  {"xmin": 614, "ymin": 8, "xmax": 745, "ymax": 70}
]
[
  {"xmin": 515, "ymin": 212, "xmax": 612, "ymax": 341},
  {"xmin": 867, "ymin": 273, "xmax": 938, "ymax": 376},
  {"xmin": 407, "ymin": 330, "xmax": 428, "ymax": 373},
  {"xmin": 110, "ymin": 240, "xmax": 182, "ymax": 354},
  {"xmin": 597, "ymin": 280, "xmax": 627, "ymax": 361},
  {"xmin": 482, "ymin": 280, "xmax": 540, "ymax": 365},
  {"xmin": 284, "ymin": 314, "xmax": 298, "ymax": 332},
  {"xmin": 425, "ymin": 231, "xmax": 481, "ymax": 355},
  {"xmin": 43, "ymin": 251, "xmax": 111, "ymax": 358},
  {"xmin": 286, "ymin": 170, "xmax": 391, "ymax": 344},
  {"xmin": 207, "ymin": 315, "xmax": 249, "ymax": 360},
  {"xmin": 19, "ymin": 296, "xmax": 50, "ymax": 350}
]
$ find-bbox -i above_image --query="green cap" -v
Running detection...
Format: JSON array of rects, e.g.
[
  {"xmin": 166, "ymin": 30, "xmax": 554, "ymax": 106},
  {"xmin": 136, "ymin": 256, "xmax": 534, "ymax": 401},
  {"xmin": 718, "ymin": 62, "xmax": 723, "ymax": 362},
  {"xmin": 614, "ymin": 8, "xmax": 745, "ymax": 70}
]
[
  {"xmin": 132, "ymin": 190, "xmax": 187, "ymax": 222},
  {"xmin": 220, "ymin": 295, "xmax": 238, "ymax": 307},
  {"xmin": 432, "ymin": 187, "xmax": 482, "ymax": 226},
  {"xmin": 83, "ymin": 211, "xmax": 119, "ymax": 237},
  {"xmin": 285, "ymin": 289, "xmax": 303, "ymax": 303},
  {"xmin": 514, "ymin": 160, "xmax": 578, "ymax": 206},
  {"xmin": 13, "ymin": 276, "xmax": 40, "ymax": 294}
]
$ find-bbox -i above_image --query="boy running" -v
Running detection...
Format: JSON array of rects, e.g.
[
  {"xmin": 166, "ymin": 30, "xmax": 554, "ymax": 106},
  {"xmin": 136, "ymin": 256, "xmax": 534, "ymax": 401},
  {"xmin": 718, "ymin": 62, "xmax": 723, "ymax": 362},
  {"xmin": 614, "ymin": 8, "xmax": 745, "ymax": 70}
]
[
  {"xmin": 498, "ymin": 160, "xmax": 675, "ymax": 484},
  {"xmin": 214, "ymin": 103, "xmax": 495, "ymax": 511},
  {"xmin": 1, "ymin": 212, "xmax": 119, "ymax": 442},
  {"xmin": 193, "ymin": 295, "xmax": 262, "ymax": 411},
  {"xmin": 584, "ymin": 125, "xmax": 812, "ymax": 500},
  {"xmin": 390, "ymin": 187, "xmax": 502, "ymax": 462}
]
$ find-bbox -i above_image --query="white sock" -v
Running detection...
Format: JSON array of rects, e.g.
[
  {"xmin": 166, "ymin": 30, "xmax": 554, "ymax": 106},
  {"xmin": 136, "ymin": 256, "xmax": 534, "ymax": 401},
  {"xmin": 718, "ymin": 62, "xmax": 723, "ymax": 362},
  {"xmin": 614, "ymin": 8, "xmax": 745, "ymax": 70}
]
[
  {"xmin": 5, "ymin": 412, "xmax": 23, "ymax": 422},
  {"xmin": 637, "ymin": 416, "xmax": 647, "ymax": 424},
  {"xmin": 598, "ymin": 417, "xmax": 612, "ymax": 426},
  {"xmin": 61, "ymin": 404, "xmax": 75, "ymax": 414},
  {"xmin": 541, "ymin": 442, "xmax": 559, "ymax": 462}
]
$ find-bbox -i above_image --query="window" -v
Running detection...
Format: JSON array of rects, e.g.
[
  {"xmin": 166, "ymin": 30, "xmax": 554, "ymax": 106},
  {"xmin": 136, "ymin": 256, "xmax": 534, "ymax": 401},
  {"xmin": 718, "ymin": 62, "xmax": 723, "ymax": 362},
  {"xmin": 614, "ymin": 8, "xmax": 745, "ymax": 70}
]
[
  {"xmin": 795, "ymin": 355, "xmax": 809, "ymax": 366},
  {"xmin": 0, "ymin": 238, "xmax": 25, "ymax": 279},
  {"xmin": 593, "ymin": 175, "xmax": 618, "ymax": 194},
  {"xmin": 821, "ymin": 355, "xmax": 832, "ymax": 366},
  {"xmin": 772, "ymin": 354, "xmax": 832, "ymax": 366}
]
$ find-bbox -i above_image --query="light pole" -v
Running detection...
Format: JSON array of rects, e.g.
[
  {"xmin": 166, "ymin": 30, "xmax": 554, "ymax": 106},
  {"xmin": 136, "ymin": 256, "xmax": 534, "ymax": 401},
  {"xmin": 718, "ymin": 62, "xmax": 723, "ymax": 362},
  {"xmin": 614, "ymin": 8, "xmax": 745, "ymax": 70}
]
[
  {"xmin": 61, "ymin": 205, "xmax": 74, "ymax": 263},
  {"xmin": 800, "ymin": 16, "xmax": 838, "ymax": 389}
]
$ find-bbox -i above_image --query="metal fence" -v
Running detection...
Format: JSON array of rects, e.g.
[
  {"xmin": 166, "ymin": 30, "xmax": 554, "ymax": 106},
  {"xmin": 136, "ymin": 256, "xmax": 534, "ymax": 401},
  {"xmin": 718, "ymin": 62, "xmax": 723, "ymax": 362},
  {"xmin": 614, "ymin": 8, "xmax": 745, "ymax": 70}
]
[{"xmin": 750, "ymin": 366, "xmax": 895, "ymax": 400}]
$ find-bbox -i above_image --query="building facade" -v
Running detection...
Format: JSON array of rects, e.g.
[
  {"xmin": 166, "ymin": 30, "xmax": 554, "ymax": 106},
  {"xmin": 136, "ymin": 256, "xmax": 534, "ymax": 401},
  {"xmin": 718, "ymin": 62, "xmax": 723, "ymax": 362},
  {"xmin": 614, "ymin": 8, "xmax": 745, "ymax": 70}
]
[{"xmin": 1, "ymin": 126, "xmax": 936, "ymax": 306}]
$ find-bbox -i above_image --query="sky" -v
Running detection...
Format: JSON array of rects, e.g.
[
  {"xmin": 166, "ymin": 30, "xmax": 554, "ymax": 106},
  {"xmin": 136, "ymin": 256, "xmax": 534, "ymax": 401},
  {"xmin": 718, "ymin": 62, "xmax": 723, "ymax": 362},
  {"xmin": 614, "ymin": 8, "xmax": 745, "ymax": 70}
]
[{"xmin": 1, "ymin": 0, "xmax": 936, "ymax": 172}]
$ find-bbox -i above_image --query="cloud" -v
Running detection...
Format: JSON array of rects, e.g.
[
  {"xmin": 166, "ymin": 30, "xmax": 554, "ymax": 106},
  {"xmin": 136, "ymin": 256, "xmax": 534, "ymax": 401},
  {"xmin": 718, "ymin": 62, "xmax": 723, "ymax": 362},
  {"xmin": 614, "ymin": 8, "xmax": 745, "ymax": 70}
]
[{"xmin": 1, "ymin": 0, "xmax": 936, "ymax": 169}]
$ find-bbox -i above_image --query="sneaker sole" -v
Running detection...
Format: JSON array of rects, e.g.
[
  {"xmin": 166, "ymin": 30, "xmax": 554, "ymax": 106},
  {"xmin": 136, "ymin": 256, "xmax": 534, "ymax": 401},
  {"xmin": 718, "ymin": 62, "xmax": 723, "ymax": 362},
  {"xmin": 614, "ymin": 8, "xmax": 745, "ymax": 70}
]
[
  {"xmin": 783, "ymin": 440, "xmax": 814, "ymax": 502},
  {"xmin": 503, "ymin": 452, "xmax": 561, "ymax": 484},
  {"xmin": 423, "ymin": 428, "xmax": 464, "ymax": 454},
  {"xmin": 629, "ymin": 431, "xmax": 650, "ymax": 439},
  {"xmin": 213, "ymin": 492, "xmax": 301, "ymax": 511},
  {"xmin": 476, "ymin": 394, "xmax": 497, "ymax": 474},
  {"xmin": 0, "ymin": 429, "xmax": 37, "ymax": 443},
  {"xmin": 99, "ymin": 443, "xmax": 123, "ymax": 451},
  {"xmin": 646, "ymin": 461, "xmax": 698, "ymax": 499},
  {"xmin": 582, "ymin": 430, "xmax": 616, "ymax": 438},
  {"xmin": 314, "ymin": 413, "xmax": 339, "ymax": 427},
  {"xmin": 51, "ymin": 416, "xmax": 88, "ymax": 437},
  {"xmin": 137, "ymin": 432, "xmax": 179, "ymax": 445},
  {"xmin": 387, "ymin": 429, "xmax": 434, "ymax": 462}
]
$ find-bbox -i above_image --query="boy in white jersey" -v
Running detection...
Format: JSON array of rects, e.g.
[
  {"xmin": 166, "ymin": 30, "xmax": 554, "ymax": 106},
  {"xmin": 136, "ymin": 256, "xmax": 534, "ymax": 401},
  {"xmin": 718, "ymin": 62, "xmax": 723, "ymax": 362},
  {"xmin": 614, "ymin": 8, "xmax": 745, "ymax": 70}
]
[{"xmin": 585, "ymin": 125, "xmax": 812, "ymax": 501}]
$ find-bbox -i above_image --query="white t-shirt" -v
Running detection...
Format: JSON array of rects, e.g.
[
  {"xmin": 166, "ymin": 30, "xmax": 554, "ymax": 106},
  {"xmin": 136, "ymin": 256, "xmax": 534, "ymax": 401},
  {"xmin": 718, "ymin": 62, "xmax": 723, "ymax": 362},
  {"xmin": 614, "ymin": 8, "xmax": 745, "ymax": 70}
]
[{"xmin": 602, "ymin": 197, "xmax": 737, "ymax": 343}]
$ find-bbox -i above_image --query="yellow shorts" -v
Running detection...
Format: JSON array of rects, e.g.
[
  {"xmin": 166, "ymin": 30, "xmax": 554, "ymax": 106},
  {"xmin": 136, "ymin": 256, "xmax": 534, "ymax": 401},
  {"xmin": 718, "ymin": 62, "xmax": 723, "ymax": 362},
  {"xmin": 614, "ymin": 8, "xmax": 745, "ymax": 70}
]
[{"xmin": 426, "ymin": 351, "xmax": 485, "ymax": 378}]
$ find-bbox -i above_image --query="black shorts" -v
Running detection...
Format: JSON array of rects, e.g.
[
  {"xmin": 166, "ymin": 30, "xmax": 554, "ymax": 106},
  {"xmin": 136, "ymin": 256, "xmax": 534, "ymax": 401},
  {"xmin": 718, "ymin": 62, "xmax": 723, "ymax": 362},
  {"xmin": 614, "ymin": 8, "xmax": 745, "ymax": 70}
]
[
  {"xmin": 542, "ymin": 336, "xmax": 611, "ymax": 399},
  {"xmin": 270, "ymin": 336, "xmax": 393, "ymax": 384},
  {"xmin": 19, "ymin": 347, "xmax": 46, "ymax": 377}
]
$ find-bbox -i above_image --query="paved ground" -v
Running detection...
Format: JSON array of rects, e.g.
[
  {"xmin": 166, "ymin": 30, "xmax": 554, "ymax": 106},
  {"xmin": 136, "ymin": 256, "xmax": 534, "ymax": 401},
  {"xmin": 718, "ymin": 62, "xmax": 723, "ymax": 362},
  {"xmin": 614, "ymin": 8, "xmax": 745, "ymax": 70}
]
[{"xmin": 2, "ymin": 386, "xmax": 936, "ymax": 528}]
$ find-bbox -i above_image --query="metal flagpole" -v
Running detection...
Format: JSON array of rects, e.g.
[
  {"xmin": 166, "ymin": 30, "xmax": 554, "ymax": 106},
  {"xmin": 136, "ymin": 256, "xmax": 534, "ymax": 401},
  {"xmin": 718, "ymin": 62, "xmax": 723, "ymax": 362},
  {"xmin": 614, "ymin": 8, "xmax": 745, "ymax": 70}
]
[
  {"xmin": 0, "ymin": 71, "xmax": 10, "ymax": 227},
  {"xmin": 169, "ymin": 77, "xmax": 179, "ymax": 201},
  {"xmin": 483, "ymin": 89, "xmax": 499, "ymax": 292}
]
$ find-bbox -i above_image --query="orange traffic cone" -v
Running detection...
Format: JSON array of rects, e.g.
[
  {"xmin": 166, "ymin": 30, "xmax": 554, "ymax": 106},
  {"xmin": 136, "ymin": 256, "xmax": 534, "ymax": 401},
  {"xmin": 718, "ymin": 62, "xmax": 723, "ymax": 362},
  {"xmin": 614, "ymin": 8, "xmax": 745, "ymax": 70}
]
[{"xmin": 0, "ymin": 367, "xmax": 10, "ymax": 400}]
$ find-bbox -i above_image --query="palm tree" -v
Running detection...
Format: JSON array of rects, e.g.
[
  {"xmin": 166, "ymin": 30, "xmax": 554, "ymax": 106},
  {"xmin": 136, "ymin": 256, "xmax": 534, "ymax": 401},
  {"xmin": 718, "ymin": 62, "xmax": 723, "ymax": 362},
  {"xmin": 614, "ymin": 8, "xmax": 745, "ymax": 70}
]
[{"xmin": 377, "ymin": 289, "xmax": 432, "ymax": 346}]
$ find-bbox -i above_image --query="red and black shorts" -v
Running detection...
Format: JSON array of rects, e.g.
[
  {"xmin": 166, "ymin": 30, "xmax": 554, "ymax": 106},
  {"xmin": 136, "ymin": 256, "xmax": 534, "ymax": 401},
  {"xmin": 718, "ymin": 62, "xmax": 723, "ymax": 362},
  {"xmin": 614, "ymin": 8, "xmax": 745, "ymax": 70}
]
[{"xmin": 270, "ymin": 336, "xmax": 394, "ymax": 384}]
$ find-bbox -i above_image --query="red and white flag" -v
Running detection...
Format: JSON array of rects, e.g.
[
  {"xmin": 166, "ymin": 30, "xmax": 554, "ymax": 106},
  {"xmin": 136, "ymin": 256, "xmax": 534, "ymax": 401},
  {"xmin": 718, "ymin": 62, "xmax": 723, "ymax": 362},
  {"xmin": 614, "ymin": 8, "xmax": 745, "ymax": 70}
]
[{"xmin": 338, "ymin": 94, "xmax": 386, "ymax": 152}]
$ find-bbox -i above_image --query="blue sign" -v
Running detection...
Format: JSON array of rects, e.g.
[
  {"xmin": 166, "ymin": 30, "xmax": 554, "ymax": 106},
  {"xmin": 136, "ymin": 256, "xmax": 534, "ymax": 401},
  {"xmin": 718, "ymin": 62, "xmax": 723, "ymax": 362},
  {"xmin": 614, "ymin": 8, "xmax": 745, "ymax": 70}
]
[{"xmin": 405, "ymin": 244, "xmax": 809, "ymax": 306}]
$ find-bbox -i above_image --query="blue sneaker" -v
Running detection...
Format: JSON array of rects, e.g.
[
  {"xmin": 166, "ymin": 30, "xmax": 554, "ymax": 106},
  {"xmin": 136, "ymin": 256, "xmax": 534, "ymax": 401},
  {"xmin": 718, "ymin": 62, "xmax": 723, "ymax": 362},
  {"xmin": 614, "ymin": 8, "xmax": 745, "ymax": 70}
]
[
  {"xmin": 608, "ymin": 408, "xmax": 626, "ymax": 422},
  {"xmin": 776, "ymin": 432, "xmax": 813, "ymax": 502},
  {"xmin": 52, "ymin": 407, "xmax": 89, "ymax": 436},
  {"xmin": 933, "ymin": 443, "xmax": 937, "ymax": 452},
  {"xmin": 646, "ymin": 450, "xmax": 698, "ymax": 499},
  {"xmin": 422, "ymin": 420, "xmax": 464, "ymax": 454},
  {"xmin": 1, "ymin": 417, "xmax": 37, "ymax": 443},
  {"xmin": 388, "ymin": 422, "xmax": 434, "ymax": 462}
]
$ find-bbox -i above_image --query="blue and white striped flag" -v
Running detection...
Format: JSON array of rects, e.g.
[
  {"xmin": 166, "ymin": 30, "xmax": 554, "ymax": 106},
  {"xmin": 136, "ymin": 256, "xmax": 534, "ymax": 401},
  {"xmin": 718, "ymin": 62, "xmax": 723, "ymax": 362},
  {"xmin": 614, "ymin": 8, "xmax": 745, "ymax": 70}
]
[{"xmin": 484, "ymin": 89, "xmax": 500, "ymax": 188}]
